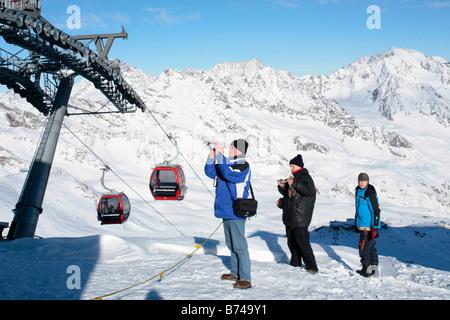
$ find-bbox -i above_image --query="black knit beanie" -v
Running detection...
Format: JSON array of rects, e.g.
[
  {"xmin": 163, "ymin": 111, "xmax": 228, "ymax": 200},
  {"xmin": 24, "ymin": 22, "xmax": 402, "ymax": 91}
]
[
  {"xmin": 289, "ymin": 154, "xmax": 304, "ymax": 168},
  {"xmin": 231, "ymin": 139, "xmax": 249, "ymax": 155},
  {"xmin": 358, "ymin": 173, "xmax": 369, "ymax": 182}
]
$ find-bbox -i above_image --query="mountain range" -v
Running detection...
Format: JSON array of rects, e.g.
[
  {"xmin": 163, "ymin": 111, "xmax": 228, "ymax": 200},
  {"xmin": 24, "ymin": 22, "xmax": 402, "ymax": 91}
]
[{"xmin": 0, "ymin": 47, "xmax": 449, "ymax": 230}]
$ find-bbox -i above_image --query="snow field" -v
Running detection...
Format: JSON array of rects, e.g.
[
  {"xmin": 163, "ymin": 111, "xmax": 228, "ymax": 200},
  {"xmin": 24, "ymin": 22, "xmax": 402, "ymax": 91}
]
[{"xmin": 1, "ymin": 169, "xmax": 449, "ymax": 300}]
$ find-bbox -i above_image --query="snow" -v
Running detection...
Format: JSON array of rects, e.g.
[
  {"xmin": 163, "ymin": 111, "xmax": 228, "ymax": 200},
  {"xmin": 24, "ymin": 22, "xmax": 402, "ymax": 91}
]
[
  {"xmin": 0, "ymin": 48, "xmax": 449, "ymax": 301},
  {"xmin": 0, "ymin": 202, "xmax": 449, "ymax": 300}
]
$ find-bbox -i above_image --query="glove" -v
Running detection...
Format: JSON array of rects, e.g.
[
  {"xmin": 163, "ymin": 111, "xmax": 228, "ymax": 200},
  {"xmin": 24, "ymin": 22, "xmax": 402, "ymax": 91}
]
[
  {"xmin": 276, "ymin": 198, "xmax": 283, "ymax": 209},
  {"xmin": 369, "ymin": 228, "xmax": 379, "ymax": 240}
]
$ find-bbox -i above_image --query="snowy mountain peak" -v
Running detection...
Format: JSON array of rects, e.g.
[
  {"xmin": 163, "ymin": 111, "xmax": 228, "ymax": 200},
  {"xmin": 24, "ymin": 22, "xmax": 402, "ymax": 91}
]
[
  {"xmin": 367, "ymin": 47, "xmax": 449, "ymax": 78},
  {"xmin": 372, "ymin": 47, "xmax": 426, "ymax": 61},
  {"xmin": 318, "ymin": 47, "xmax": 450, "ymax": 126},
  {"xmin": 209, "ymin": 58, "xmax": 266, "ymax": 78}
]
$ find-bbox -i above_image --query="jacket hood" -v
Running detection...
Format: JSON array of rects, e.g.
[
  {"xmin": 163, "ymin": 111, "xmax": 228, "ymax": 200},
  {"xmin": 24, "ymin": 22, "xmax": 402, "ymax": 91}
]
[{"xmin": 355, "ymin": 183, "xmax": 377, "ymax": 194}]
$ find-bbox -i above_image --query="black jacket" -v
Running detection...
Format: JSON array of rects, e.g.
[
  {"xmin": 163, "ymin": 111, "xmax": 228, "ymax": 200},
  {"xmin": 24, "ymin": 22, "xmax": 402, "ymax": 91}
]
[{"xmin": 278, "ymin": 168, "xmax": 316, "ymax": 228}]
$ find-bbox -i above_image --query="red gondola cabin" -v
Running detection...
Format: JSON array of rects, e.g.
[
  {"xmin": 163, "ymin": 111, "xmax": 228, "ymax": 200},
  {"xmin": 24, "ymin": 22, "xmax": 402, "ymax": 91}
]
[
  {"xmin": 97, "ymin": 192, "xmax": 131, "ymax": 225},
  {"xmin": 150, "ymin": 165, "xmax": 186, "ymax": 200}
]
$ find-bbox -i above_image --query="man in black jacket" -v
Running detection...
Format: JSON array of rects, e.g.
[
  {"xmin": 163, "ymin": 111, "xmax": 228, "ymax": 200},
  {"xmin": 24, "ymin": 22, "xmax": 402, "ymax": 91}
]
[{"xmin": 278, "ymin": 154, "xmax": 318, "ymax": 274}]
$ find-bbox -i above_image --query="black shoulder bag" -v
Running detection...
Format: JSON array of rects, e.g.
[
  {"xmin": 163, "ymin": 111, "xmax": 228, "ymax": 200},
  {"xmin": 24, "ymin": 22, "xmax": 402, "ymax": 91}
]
[{"xmin": 226, "ymin": 181, "xmax": 258, "ymax": 218}]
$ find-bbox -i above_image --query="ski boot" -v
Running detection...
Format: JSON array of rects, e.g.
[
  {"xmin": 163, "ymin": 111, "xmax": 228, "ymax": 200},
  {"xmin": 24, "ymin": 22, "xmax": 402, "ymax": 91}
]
[
  {"xmin": 356, "ymin": 264, "xmax": 375, "ymax": 278},
  {"xmin": 367, "ymin": 264, "xmax": 379, "ymax": 278}
]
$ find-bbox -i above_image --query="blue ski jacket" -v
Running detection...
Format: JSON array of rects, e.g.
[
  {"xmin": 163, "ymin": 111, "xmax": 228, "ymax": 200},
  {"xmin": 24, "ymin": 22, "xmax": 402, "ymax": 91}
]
[
  {"xmin": 355, "ymin": 184, "xmax": 381, "ymax": 229},
  {"xmin": 204, "ymin": 153, "xmax": 252, "ymax": 220}
]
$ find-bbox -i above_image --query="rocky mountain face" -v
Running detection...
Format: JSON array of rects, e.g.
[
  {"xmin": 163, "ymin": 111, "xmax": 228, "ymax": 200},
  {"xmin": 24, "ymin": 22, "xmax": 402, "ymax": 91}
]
[{"xmin": 0, "ymin": 47, "xmax": 449, "ymax": 214}]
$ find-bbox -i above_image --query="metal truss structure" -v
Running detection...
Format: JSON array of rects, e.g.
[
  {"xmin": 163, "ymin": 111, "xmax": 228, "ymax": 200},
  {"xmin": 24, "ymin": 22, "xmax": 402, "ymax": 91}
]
[
  {"xmin": 0, "ymin": 2, "xmax": 148, "ymax": 239},
  {"xmin": 0, "ymin": 6, "xmax": 145, "ymax": 115}
]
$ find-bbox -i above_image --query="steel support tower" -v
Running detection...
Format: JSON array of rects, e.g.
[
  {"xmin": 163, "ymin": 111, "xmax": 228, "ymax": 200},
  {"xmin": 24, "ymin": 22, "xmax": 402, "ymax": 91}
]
[{"xmin": 0, "ymin": 2, "xmax": 146, "ymax": 239}]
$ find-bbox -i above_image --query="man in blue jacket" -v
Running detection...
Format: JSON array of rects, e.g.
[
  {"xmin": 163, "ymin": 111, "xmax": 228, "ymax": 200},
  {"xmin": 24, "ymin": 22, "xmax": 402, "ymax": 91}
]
[
  {"xmin": 204, "ymin": 139, "xmax": 252, "ymax": 289},
  {"xmin": 354, "ymin": 173, "xmax": 381, "ymax": 277}
]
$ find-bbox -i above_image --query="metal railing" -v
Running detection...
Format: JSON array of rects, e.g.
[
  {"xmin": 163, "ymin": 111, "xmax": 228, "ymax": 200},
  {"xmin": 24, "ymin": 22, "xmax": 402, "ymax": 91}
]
[{"xmin": 0, "ymin": 0, "xmax": 40, "ymax": 11}]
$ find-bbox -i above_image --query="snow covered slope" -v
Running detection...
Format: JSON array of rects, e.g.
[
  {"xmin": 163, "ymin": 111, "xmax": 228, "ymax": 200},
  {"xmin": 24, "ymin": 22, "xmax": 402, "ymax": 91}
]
[{"xmin": 0, "ymin": 47, "xmax": 448, "ymax": 300}]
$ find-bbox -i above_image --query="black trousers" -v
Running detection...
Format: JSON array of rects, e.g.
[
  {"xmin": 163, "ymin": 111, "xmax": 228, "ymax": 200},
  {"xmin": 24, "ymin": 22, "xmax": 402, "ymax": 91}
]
[
  {"xmin": 358, "ymin": 230, "xmax": 378, "ymax": 266},
  {"xmin": 286, "ymin": 226, "xmax": 318, "ymax": 271}
]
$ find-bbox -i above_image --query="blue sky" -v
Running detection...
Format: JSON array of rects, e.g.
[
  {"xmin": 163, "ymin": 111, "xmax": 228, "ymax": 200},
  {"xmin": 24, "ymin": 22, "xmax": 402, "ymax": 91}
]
[{"xmin": 10, "ymin": 0, "xmax": 450, "ymax": 76}]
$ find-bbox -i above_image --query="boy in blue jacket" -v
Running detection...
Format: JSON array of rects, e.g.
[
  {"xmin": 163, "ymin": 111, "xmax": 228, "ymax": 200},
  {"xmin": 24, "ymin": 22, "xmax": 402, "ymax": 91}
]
[
  {"xmin": 204, "ymin": 139, "xmax": 252, "ymax": 289},
  {"xmin": 354, "ymin": 173, "xmax": 381, "ymax": 277}
]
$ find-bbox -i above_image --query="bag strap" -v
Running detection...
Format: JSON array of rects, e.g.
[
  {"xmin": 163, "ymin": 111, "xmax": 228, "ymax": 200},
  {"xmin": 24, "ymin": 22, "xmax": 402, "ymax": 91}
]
[
  {"xmin": 225, "ymin": 181, "xmax": 255, "ymax": 201},
  {"xmin": 248, "ymin": 182, "xmax": 256, "ymax": 200}
]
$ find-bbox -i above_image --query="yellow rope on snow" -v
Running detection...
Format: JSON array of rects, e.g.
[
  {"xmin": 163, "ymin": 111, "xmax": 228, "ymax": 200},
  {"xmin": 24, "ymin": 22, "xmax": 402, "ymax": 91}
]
[{"xmin": 91, "ymin": 221, "xmax": 223, "ymax": 300}]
